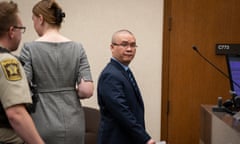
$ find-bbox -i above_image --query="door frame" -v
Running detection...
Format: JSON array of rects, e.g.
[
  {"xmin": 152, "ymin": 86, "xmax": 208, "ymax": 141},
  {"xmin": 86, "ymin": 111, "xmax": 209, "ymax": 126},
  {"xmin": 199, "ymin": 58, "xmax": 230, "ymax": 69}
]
[{"xmin": 161, "ymin": 0, "xmax": 171, "ymax": 141}]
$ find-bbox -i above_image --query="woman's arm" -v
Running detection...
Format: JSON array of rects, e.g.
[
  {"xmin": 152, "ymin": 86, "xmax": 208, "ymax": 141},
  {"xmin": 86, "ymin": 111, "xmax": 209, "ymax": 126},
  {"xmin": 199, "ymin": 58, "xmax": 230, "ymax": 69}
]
[{"xmin": 77, "ymin": 79, "xmax": 94, "ymax": 99}]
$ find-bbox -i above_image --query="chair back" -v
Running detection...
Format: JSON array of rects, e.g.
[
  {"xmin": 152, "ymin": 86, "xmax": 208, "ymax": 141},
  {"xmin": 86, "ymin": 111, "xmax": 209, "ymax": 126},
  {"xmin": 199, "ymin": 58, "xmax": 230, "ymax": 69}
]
[{"xmin": 83, "ymin": 106, "xmax": 100, "ymax": 144}]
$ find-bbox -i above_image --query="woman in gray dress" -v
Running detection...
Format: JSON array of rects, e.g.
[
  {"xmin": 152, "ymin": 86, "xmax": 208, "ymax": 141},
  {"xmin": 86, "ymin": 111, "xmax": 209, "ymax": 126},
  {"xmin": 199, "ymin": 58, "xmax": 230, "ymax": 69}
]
[{"xmin": 19, "ymin": 0, "xmax": 94, "ymax": 144}]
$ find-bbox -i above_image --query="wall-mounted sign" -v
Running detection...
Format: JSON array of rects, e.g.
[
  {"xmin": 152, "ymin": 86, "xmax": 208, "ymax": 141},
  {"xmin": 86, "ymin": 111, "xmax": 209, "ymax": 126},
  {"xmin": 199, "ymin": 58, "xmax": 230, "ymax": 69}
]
[{"xmin": 216, "ymin": 44, "xmax": 240, "ymax": 55}]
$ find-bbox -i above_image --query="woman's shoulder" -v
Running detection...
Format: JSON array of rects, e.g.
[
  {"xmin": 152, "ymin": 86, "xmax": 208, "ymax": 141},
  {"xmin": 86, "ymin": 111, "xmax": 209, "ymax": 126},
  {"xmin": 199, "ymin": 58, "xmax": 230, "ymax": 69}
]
[{"xmin": 23, "ymin": 41, "xmax": 81, "ymax": 47}]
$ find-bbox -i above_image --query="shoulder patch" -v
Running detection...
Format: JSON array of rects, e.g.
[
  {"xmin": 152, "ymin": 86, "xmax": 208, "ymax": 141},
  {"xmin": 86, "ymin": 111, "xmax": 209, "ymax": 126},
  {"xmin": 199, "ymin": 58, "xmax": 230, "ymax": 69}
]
[{"xmin": 0, "ymin": 59, "xmax": 22, "ymax": 81}]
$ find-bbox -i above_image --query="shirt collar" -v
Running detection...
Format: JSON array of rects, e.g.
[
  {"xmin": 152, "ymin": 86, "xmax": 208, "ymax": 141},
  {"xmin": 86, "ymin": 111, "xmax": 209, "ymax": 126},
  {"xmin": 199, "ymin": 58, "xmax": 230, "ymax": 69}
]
[{"xmin": 111, "ymin": 57, "xmax": 129, "ymax": 71}]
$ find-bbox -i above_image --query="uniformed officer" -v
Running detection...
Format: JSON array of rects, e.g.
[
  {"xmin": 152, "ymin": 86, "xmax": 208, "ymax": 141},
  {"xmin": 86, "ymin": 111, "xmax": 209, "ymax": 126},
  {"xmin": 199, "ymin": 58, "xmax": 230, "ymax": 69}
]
[{"xmin": 0, "ymin": 1, "xmax": 44, "ymax": 144}]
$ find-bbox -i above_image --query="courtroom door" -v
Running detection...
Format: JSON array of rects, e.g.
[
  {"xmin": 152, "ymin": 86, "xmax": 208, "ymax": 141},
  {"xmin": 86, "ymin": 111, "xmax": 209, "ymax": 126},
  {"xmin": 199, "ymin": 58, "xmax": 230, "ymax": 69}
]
[{"xmin": 161, "ymin": 0, "xmax": 240, "ymax": 144}]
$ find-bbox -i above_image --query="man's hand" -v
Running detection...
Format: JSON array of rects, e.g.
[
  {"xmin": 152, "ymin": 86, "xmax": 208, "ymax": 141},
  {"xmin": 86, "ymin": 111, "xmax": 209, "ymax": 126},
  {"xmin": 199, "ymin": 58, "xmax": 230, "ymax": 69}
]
[{"xmin": 146, "ymin": 139, "xmax": 156, "ymax": 144}]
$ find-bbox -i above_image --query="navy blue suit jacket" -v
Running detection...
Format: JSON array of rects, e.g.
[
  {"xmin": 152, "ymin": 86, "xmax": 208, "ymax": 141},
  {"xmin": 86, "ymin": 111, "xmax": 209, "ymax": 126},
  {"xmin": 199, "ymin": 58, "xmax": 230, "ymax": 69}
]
[{"xmin": 97, "ymin": 59, "xmax": 151, "ymax": 144}]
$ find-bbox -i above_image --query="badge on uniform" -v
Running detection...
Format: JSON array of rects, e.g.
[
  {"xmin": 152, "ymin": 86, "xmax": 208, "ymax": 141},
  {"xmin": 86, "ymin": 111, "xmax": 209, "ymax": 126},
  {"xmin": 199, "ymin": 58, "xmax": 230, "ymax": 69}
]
[{"xmin": 0, "ymin": 59, "xmax": 22, "ymax": 81}]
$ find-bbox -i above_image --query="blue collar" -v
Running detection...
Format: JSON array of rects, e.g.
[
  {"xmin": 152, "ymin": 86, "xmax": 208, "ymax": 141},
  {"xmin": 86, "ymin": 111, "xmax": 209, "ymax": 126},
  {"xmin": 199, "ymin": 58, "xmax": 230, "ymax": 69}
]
[{"xmin": 111, "ymin": 58, "xmax": 129, "ymax": 71}]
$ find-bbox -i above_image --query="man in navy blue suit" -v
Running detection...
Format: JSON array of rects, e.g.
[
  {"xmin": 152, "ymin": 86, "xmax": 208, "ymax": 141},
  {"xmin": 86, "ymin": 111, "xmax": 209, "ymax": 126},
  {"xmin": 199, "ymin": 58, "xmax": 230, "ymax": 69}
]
[{"xmin": 97, "ymin": 29, "xmax": 155, "ymax": 144}]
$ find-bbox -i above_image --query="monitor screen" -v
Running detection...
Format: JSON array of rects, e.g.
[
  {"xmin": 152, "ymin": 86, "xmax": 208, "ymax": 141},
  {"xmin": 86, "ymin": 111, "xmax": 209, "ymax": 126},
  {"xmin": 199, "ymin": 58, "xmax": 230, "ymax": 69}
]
[{"xmin": 226, "ymin": 55, "xmax": 240, "ymax": 96}]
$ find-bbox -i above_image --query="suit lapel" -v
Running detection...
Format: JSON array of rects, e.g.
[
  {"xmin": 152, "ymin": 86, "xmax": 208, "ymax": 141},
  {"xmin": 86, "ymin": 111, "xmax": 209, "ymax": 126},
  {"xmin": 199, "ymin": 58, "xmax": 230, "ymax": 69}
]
[{"xmin": 110, "ymin": 59, "xmax": 144, "ymax": 107}]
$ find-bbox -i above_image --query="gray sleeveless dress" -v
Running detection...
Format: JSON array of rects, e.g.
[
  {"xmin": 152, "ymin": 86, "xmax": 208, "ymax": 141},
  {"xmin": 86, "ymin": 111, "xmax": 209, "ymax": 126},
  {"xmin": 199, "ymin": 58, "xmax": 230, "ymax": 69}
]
[{"xmin": 20, "ymin": 41, "xmax": 93, "ymax": 144}]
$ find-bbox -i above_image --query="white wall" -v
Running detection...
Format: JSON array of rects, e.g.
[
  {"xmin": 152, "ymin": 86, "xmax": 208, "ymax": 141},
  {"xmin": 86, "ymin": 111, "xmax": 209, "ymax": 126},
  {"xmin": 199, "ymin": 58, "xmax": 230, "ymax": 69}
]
[{"xmin": 15, "ymin": 0, "xmax": 163, "ymax": 141}]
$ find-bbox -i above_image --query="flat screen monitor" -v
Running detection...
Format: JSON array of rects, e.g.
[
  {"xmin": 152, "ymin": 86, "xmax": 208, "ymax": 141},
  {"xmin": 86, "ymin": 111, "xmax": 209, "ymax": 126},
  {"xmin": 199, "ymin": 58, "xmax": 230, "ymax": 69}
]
[{"xmin": 226, "ymin": 55, "xmax": 240, "ymax": 96}]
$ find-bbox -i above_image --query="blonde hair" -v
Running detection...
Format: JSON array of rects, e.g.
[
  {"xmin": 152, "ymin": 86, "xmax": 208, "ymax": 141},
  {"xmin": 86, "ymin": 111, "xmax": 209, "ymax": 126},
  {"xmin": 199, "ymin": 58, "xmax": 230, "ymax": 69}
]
[{"xmin": 32, "ymin": 0, "xmax": 65, "ymax": 27}]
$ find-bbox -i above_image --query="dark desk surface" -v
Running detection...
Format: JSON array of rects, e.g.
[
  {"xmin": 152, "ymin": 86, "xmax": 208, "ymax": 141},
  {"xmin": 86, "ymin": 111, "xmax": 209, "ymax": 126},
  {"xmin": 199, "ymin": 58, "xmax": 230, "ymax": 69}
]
[
  {"xmin": 203, "ymin": 105, "xmax": 240, "ymax": 133},
  {"xmin": 201, "ymin": 105, "xmax": 240, "ymax": 144}
]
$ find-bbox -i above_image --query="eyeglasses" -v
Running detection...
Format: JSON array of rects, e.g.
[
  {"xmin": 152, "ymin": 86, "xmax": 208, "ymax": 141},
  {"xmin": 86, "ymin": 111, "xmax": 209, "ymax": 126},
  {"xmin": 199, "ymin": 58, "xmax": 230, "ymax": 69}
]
[
  {"xmin": 13, "ymin": 26, "xmax": 26, "ymax": 34},
  {"xmin": 112, "ymin": 42, "xmax": 138, "ymax": 48}
]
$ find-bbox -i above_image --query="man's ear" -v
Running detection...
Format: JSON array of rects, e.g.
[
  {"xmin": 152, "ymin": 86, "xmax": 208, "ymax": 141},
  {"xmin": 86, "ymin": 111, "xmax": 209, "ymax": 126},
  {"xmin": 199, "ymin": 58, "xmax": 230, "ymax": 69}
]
[
  {"xmin": 8, "ymin": 26, "xmax": 15, "ymax": 39},
  {"xmin": 110, "ymin": 44, "xmax": 114, "ymax": 50}
]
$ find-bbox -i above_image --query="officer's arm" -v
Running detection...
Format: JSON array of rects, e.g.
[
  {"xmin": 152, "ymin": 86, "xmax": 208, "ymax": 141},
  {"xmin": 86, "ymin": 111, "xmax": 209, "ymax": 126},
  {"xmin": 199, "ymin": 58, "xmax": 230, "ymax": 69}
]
[{"xmin": 5, "ymin": 104, "xmax": 44, "ymax": 144}]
